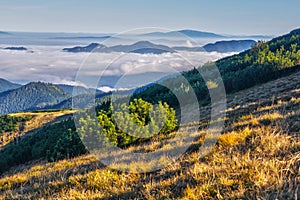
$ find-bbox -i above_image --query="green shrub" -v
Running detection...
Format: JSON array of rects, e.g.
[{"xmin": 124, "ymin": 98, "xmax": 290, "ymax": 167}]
[{"xmin": 78, "ymin": 99, "xmax": 178, "ymax": 148}]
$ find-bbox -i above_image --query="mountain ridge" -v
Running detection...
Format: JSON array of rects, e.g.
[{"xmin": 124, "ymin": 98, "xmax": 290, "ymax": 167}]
[
  {"xmin": 133, "ymin": 28, "xmax": 300, "ymax": 108},
  {"xmin": 173, "ymin": 39, "xmax": 257, "ymax": 53},
  {"xmin": 0, "ymin": 78, "xmax": 21, "ymax": 93},
  {"xmin": 0, "ymin": 82, "xmax": 70, "ymax": 114},
  {"xmin": 63, "ymin": 39, "xmax": 256, "ymax": 54},
  {"xmin": 139, "ymin": 29, "xmax": 225, "ymax": 38},
  {"xmin": 203, "ymin": 40, "xmax": 257, "ymax": 53},
  {"xmin": 0, "ymin": 31, "xmax": 11, "ymax": 35},
  {"xmin": 1, "ymin": 57, "xmax": 300, "ymax": 199},
  {"xmin": 63, "ymin": 41, "xmax": 175, "ymax": 54},
  {"xmin": 3, "ymin": 47, "xmax": 28, "ymax": 51}
]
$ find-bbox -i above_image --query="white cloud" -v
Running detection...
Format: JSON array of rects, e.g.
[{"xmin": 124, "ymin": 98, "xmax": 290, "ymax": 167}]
[
  {"xmin": 0, "ymin": 46, "xmax": 235, "ymax": 88},
  {"xmin": 186, "ymin": 40, "xmax": 193, "ymax": 47}
]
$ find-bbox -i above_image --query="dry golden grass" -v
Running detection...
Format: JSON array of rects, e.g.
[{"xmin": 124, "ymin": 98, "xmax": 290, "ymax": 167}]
[
  {"xmin": 2, "ymin": 128, "xmax": 298, "ymax": 199},
  {"xmin": 1, "ymin": 72, "xmax": 300, "ymax": 199},
  {"xmin": 0, "ymin": 105, "xmax": 299, "ymax": 199},
  {"xmin": 0, "ymin": 110, "xmax": 75, "ymax": 149}
]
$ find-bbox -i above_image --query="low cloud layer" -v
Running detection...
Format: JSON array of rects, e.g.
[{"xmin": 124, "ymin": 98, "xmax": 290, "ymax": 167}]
[{"xmin": 0, "ymin": 46, "xmax": 235, "ymax": 88}]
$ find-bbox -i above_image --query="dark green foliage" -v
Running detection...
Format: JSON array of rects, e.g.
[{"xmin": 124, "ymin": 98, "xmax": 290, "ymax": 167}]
[
  {"xmin": 134, "ymin": 29, "xmax": 300, "ymax": 108},
  {"xmin": 0, "ymin": 99, "xmax": 175, "ymax": 173},
  {"xmin": 0, "ymin": 115, "xmax": 29, "ymax": 135},
  {"xmin": 216, "ymin": 30, "xmax": 300, "ymax": 92},
  {"xmin": 78, "ymin": 99, "xmax": 178, "ymax": 147},
  {"xmin": 0, "ymin": 82, "xmax": 70, "ymax": 114},
  {"xmin": 0, "ymin": 118, "xmax": 87, "ymax": 173},
  {"xmin": 1, "ymin": 29, "xmax": 300, "ymax": 174},
  {"xmin": 46, "ymin": 91, "xmax": 111, "ymax": 110}
]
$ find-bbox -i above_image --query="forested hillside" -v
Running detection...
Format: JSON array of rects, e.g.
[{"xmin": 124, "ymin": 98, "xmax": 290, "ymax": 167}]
[
  {"xmin": 0, "ymin": 98, "xmax": 178, "ymax": 173},
  {"xmin": 0, "ymin": 82, "xmax": 70, "ymax": 114},
  {"xmin": 133, "ymin": 29, "xmax": 300, "ymax": 108},
  {"xmin": 56, "ymin": 84, "xmax": 103, "ymax": 95},
  {"xmin": 0, "ymin": 29, "xmax": 300, "ymax": 199},
  {"xmin": 0, "ymin": 115, "xmax": 29, "ymax": 136},
  {"xmin": 1, "ymin": 64, "xmax": 300, "ymax": 199},
  {"xmin": 0, "ymin": 111, "xmax": 75, "ymax": 149},
  {"xmin": 0, "ymin": 118, "xmax": 86, "ymax": 173},
  {"xmin": 0, "ymin": 78, "xmax": 21, "ymax": 93}
]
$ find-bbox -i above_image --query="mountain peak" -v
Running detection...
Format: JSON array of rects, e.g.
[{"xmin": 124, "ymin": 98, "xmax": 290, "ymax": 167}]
[
  {"xmin": 0, "ymin": 78, "xmax": 21, "ymax": 93},
  {"xmin": 178, "ymin": 29, "xmax": 208, "ymax": 33},
  {"xmin": 290, "ymin": 28, "xmax": 300, "ymax": 35},
  {"xmin": 64, "ymin": 41, "xmax": 175, "ymax": 54},
  {"xmin": 0, "ymin": 82, "xmax": 70, "ymax": 114},
  {"xmin": 88, "ymin": 43, "xmax": 105, "ymax": 48},
  {"xmin": 176, "ymin": 29, "xmax": 224, "ymax": 38},
  {"xmin": 63, "ymin": 43, "xmax": 107, "ymax": 52},
  {"xmin": 132, "ymin": 41, "xmax": 155, "ymax": 46},
  {"xmin": 0, "ymin": 31, "xmax": 10, "ymax": 35}
]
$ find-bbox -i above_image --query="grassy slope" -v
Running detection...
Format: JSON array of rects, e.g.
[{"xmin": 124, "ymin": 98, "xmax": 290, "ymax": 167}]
[
  {"xmin": 0, "ymin": 71, "xmax": 300, "ymax": 199},
  {"xmin": 0, "ymin": 110, "xmax": 75, "ymax": 149}
]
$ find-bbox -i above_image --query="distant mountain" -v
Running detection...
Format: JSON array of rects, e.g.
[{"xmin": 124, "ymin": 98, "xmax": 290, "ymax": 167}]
[
  {"xmin": 0, "ymin": 31, "xmax": 11, "ymax": 35},
  {"xmin": 47, "ymin": 92, "xmax": 110, "ymax": 110},
  {"xmin": 203, "ymin": 40, "xmax": 257, "ymax": 53},
  {"xmin": 0, "ymin": 82, "xmax": 70, "ymax": 114},
  {"xmin": 173, "ymin": 40, "xmax": 256, "ymax": 53},
  {"xmin": 56, "ymin": 84, "xmax": 103, "ymax": 95},
  {"xmin": 109, "ymin": 41, "xmax": 175, "ymax": 53},
  {"xmin": 140, "ymin": 29, "xmax": 225, "ymax": 38},
  {"xmin": 63, "ymin": 41, "xmax": 175, "ymax": 54},
  {"xmin": 139, "ymin": 32, "xmax": 169, "ymax": 38},
  {"xmin": 231, "ymin": 35, "xmax": 273, "ymax": 40},
  {"xmin": 130, "ymin": 48, "xmax": 171, "ymax": 54},
  {"xmin": 177, "ymin": 30, "xmax": 225, "ymax": 38},
  {"xmin": 51, "ymin": 36, "xmax": 111, "ymax": 40},
  {"xmin": 64, "ymin": 39, "xmax": 256, "ymax": 54},
  {"xmin": 63, "ymin": 43, "xmax": 108, "ymax": 53},
  {"xmin": 0, "ymin": 78, "xmax": 21, "ymax": 93},
  {"xmin": 48, "ymin": 88, "xmax": 136, "ymax": 110},
  {"xmin": 134, "ymin": 28, "xmax": 300, "ymax": 108},
  {"xmin": 3, "ymin": 47, "xmax": 27, "ymax": 51},
  {"xmin": 172, "ymin": 46, "xmax": 204, "ymax": 52},
  {"xmin": 139, "ymin": 30, "xmax": 273, "ymax": 40}
]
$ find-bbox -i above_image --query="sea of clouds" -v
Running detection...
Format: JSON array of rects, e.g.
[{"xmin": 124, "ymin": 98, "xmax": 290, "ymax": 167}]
[{"xmin": 0, "ymin": 45, "xmax": 236, "ymax": 89}]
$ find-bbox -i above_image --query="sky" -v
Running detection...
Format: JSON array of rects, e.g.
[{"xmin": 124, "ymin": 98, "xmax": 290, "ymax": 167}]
[
  {"xmin": 0, "ymin": 0, "xmax": 299, "ymax": 35},
  {"xmin": 0, "ymin": 0, "xmax": 299, "ymax": 87}
]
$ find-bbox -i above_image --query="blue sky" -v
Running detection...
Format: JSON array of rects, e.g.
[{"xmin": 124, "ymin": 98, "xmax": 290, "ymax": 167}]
[{"xmin": 0, "ymin": 0, "xmax": 299, "ymax": 35}]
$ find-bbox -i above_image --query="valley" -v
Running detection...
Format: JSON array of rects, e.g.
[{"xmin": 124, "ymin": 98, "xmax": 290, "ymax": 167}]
[
  {"xmin": 0, "ymin": 64, "xmax": 299, "ymax": 199},
  {"xmin": 0, "ymin": 28, "xmax": 299, "ymax": 199}
]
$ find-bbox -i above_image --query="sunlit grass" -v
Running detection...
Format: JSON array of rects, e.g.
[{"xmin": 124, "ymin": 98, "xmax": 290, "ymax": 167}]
[
  {"xmin": 1, "ymin": 84, "xmax": 300, "ymax": 199},
  {"xmin": 1, "ymin": 110, "xmax": 76, "ymax": 149}
]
